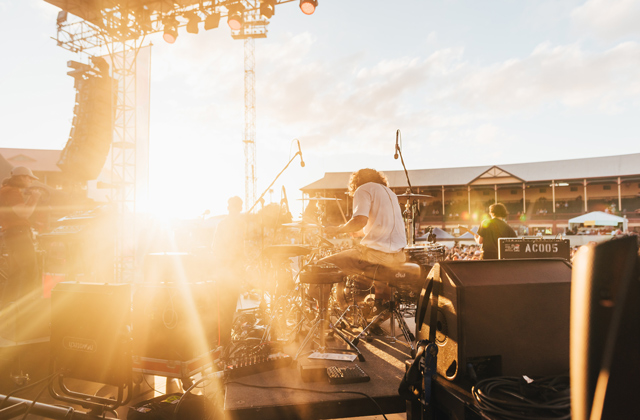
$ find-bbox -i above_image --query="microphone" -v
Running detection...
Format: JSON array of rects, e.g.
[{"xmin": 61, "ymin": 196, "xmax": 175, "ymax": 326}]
[
  {"xmin": 297, "ymin": 139, "xmax": 305, "ymax": 167},
  {"xmin": 394, "ymin": 129, "xmax": 400, "ymax": 159}
]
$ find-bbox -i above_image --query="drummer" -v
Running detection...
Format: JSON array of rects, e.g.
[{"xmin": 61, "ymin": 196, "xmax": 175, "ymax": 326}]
[{"xmin": 321, "ymin": 168, "xmax": 407, "ymax": 329}]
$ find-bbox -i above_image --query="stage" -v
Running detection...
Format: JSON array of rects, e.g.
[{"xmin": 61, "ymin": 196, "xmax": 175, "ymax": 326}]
[{"xmin": 224, "ymin": 331, "xmax": 412, "ymax": 420}]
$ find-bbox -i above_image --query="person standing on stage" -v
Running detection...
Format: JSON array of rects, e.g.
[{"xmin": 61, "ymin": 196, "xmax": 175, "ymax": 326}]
[
  {"xmin": 322, "ymin": 168, "xmax": 407, "ymax": 323},
  {"xmin": 211, "ymin": 196, "xmax": 246, "ymax": 354},
  {"xmin": 471, "ymin": 202, "xmax": 517, "ymax": 260},
  {"xmin": 0, "ymin": 167, "xmax": 42, "ymax": 304}
]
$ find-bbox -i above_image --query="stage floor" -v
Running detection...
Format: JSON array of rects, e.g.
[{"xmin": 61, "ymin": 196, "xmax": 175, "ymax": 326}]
[
  {"xmin": 0, "ymin": 302, "xmax": 416, "ymax": 420},
  {"xmin": 225, "ymin": 327, "xmax": 413, "ymax": 420}
]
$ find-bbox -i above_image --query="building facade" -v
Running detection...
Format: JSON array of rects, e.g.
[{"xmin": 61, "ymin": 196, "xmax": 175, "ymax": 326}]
[{"xmin": 301, "ymin": 153, "xmax": 640, "ymax": 235}]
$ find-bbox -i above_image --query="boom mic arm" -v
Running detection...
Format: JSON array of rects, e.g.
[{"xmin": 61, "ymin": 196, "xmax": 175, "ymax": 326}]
[{"xmin": 395, "ymin": 129, "xmax": 413, "ymax": 193}]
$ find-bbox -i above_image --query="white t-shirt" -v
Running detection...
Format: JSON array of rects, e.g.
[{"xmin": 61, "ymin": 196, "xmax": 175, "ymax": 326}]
[{"xmin": 352, "ymin": 182, "xmax": 407, "ymax": 253}]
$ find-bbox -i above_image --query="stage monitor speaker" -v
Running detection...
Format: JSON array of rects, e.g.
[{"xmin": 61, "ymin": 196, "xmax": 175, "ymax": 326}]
[
  {"xmin": 50, "ymin": 282, "xmax": 131, "ymax": 386},
  {"xmin": 416, "ymin": 259, "xmax": 572, "ymax": 381},
  {"xmin": 132, "ymin": 282, "xmax": 219, "ymax": 361},
  {"xmin": 570, "ymin": 236, "xmax": 639, "ymax": 420}
]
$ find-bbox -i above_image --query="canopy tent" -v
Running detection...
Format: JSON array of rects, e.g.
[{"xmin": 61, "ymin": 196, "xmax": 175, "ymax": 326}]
[
  {"xmin": 458, "ymin": 226, "xmax": 478, "ymax": 239},
  {"xmin": 568, "ymin": 211, "xmax": 628, "ymax": 232},
  {"xmin": 416, "ymin": 227, "xmax": 455, "ymax": 241}
]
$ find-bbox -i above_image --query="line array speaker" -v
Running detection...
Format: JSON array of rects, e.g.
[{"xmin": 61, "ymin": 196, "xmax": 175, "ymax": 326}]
[{"xmin": 58, "ymin": 70, "xmax": 116, "ymax": 181}]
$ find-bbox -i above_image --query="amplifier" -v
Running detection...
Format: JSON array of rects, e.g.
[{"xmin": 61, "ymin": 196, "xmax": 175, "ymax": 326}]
[
  {"xmin": 499, "ymin": 238, "xmax": 571, "ymax": 261},
  {"xmin": 50, "ymin": 282, "xmax": 132, "ymax": 386}
]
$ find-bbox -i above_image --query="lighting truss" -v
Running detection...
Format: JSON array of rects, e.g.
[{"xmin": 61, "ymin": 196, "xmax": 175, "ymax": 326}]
[
  {"xmin": 45, "ymin": 0, "xmax": 300, "ymax": 281},
  {"xmin": 46, "ymin": 0, "xmax": 299, "ymax": 51}
]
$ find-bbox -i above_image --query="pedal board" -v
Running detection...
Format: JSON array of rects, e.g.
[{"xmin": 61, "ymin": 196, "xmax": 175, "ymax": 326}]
[{"xmin": 326, "ymin": 365, "xmax": 370, "ymax": 385}]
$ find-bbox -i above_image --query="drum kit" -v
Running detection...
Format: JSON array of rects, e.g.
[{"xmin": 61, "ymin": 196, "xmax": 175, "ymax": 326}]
[{"xmin": 231, "ymin": 192, "xmax": 445, "ymax": 359}]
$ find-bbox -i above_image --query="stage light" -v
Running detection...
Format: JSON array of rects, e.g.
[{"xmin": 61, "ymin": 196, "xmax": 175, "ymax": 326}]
[
  {"xmin": 185, "ymin": 11, "xmax": 201, "ymax": 34},
  {"xmin": 163, "ymin": 16, "xmax": 179, "ymax": 43},
  {"xmin": 163, "ymin": 26, "xmax": 178, "ymax": 43},
  {"xmin": 260, "ymin": 0, "xmax": 276, "ymax": 18},
  {"xmin": 57, "ymin": 11, "xmax": 67, "ymax": 25},
  {"xmin": 227, "ymin": 10, "xmax": 244, "ymax": 30},
  {"xmin": 204, "ymin": 12, "xmax": 221, "ymax": 30},
  {"xmin": 299, "ymin": 0, "xmax": 318, "ymax": 15}
]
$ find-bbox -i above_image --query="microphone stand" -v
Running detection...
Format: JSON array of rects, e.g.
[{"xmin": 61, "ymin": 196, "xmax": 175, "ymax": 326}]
[
  {"xmin": 248, "ymin": 150, "xmax": 302, "ymax": 314},
  {"xmin": 395, "ymin": 129, "xmax": 418, "ymax": 246},
  {"xmin": 396, "ymin": 129, "xmax": 413, "ymax": 194},
  {"xmin": 248, "ymin": 151, "xmax": 303, "ymax": 213}
]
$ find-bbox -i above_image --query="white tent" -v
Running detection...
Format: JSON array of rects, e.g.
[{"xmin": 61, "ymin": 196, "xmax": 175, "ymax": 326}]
[
  {"xmin": 568, "ymin": 211, "xmax": 628, "ymax": 231},
  {"xmin": 416, "ymin": 227, "xmax": 455, "ymax": 241},
  {"xmin": 458, "ymin": 226, "xmax": 478, "ymax": 239}
]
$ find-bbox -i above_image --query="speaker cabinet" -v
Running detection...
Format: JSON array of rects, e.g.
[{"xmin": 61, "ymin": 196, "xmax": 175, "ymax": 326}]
[
  {"xmin": 51, "ymin": 282, "xmax": 131, "ymax": 386},
  {"xmin": 132, "ymin": 282, "xmax": 219, "ymax": 361},
  {"xmin": 570, "ymin": 236, "xmax": 640, "ymax": 420},
  {"xmin": 417, "ymin": 259, "xmax": 571, "ymax": 381}
]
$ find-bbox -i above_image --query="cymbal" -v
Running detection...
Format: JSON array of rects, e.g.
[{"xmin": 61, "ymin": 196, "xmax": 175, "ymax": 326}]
[
  {"xmin": 397, "ymin": 193, "xmax": 433, "ymax": 198},
  {"xmin": 282, "ymin": 221, "xmax": 320, "ymax": 228},
  {"xmin": 263, "ymin": 244, "xmax": 313, "ymax": 259},
  {"xmin": 297, "ymin": 197, "xmax": 342, "ymax": 201}
]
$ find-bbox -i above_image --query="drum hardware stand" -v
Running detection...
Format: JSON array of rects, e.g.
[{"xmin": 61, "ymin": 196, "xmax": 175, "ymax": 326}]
[
  {"xmin": 333, "ymin": 276, "xmax": 370, "ymax": 332},
  {"xmin": 294, "ymin": 274, "xmax": 365, "ymax": 362},
  {"xmin": 258, "ymin": 251, "xmax": 317, "ymax": 345},
  {"xmin": 259, "ymin": 284, "xmax": 315, "ymax": 345},
  {"xmin": 353, "ymin": 285, "xmax": 417, "ymax": 357}
]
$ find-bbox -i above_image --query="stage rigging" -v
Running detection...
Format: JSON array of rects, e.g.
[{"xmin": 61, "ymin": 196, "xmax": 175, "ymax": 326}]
[{"xmin": 45, "ymin": 0, "xmax": 317, "ymax": 281}]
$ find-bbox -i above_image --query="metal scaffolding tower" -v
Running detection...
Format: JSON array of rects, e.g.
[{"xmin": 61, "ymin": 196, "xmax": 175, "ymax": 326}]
[
  {"xmin": 243, "ymin": 37, "xmax": 257, "ymax": 211},
  {"xmin": 109, "ymin": 42, "xmax": 139, "ymax": 282}
]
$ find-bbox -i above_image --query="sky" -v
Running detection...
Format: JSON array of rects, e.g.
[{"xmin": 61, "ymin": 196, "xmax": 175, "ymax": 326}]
[{"xmin": 1, "ymin": 0, "xmax": 639, "ymax": 218}]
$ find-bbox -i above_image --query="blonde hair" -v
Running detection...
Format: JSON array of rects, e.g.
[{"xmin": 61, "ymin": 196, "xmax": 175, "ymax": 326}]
[{"xmin": 348, "ymin": 168, "xmax": 389, "ymax": 196}]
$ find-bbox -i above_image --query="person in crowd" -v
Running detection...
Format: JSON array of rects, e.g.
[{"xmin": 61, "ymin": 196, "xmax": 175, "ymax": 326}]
[
  {"xmin": 467, "ymin": 203, "xmax": 517, "ymax": 260},
  {"xmin": 322, "ymin": 168, "xmax": 407, "ymax": 334},
  {"xmin": 0, "ymin": 167, "xmax": 42, "ymax": 304},
  {"xmin": 211, "ymin": 196, "xmax": 246, "ymax": 356}
]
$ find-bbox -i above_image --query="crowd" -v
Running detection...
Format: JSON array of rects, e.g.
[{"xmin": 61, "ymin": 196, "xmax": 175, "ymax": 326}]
[{"xmin": 443, "ymin": 243, "xmax": 484, "ymax": 260}]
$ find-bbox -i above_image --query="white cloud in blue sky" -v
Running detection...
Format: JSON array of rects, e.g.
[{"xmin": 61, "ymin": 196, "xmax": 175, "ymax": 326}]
[{"xmin": 1, "ymin": 0, "xmax": 639, "ymax": 216}]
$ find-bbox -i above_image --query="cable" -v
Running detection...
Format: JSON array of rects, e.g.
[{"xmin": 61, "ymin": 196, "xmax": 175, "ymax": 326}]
[
  {"xmin": 62, "ymin": 407, "xmax": 75, "ymax": 419},
  {"xmin": 142, "ymin": 375, "xmax": 165, "ymax": 397},
  {"xmin": 227, "ymin": 381, "xmax": 389, "ymax": 420},
  {"xmin": 20, "ymin": 374, "xmax": 57, "ymax": 420},
  {"xmin": 0, "ymin": 371, "xmax": 60, "ymax": 409},
  {"xmin": 173, "ymin": 376, "xmax": 216, "ymax": 420},
  {"xmin": 103, "ymin": 406, "xmax": 120, "ymax": 418},
  {"xmin": 471, "ymin": 375, "xmax": 571, "ymax": 420}
]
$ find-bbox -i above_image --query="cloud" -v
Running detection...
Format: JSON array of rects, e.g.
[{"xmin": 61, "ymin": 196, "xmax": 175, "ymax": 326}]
[
  {"xmin": 445, "ymin": 41, "xmax": 640, "ymax": 113},
  {"xmin": 145, "ymin": 22, "xmax": 639, "ymax": 171},
  {"xmin": 249, "ymin": 32, "xmax": 639, "ymax": 158},
  {"xmin": 572, "ymin": 0, "xmax": 640, "ymax": 40}
]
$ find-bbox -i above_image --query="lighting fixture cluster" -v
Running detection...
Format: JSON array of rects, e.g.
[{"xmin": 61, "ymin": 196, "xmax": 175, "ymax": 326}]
[{"xmin": 156, "ymin": 0, "xmax": 318, "ymax": 43}]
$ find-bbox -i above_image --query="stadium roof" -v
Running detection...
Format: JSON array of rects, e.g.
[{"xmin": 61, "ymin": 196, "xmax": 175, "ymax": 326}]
[{"xmin": 302, "ymin": 153, "xmax": 640, "ymax": 191}]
